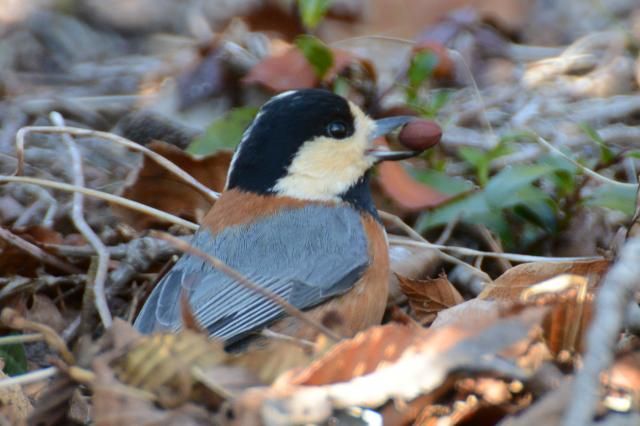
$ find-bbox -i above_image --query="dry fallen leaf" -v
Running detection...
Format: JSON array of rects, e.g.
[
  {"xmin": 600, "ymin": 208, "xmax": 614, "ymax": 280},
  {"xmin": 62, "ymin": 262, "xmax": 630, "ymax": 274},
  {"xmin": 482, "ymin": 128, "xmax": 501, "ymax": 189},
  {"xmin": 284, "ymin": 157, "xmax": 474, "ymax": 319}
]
[
  {"xmin": 388, "ymin": 236, "xmax": 441, "ymax": 305},
  {"xmin": 228, "ymin": 307, "xmax": 546, "ymax": 425},
  {"xmin": 397, "ymin": 273, "xmax": 464, "ymax": 325},
  {"xmin": 0, "ymin": 368, "xmax": 32, "ymax": 426},
  {"xmin": 114, "ymin": 141, "xmax": 231, "ymax": 230},
  {"xmin": 479, "ymin": 260, "xmax": 610, "ymax": 355},
  {"xmin": 376, "ymin": 159, "xmax": 449, "ymax": 211}
]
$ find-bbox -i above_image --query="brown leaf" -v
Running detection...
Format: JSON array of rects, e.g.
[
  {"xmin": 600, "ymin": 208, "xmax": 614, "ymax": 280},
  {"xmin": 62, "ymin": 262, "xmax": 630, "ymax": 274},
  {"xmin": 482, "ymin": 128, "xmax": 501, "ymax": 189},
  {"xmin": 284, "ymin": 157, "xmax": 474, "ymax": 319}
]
[
  {"xmin": 114, "ymin": 141, "xmax": 231, "ymax": 230},
  {"xmin": 229, "ymin": 307, "xmax": 546, "ymax": 425},
  {"xmin": 243, "ymin": 45, "xmax": 356, "ymax": 92},
  {"xmin": 478, "ymin": 260, "xmax": 610, "ymax": 301},
  {"xmin": 24, "ymin": 294, "xmax": 66, "ymax": 334},
  {"xmin": 376, "ymin": 159, "xmax": 449, "ymax": 211},
  {"xmin": 388, "ymin": 235, "xmax": 441, "ymax": 305},
  {"xmin": 431, "ymin": 298, "xmax": 502, "ymax": 330},
  {"xmin": 0, "ymin": 369, "xmax": 32, "ymax": 426},
  {"xmin": 479, "ymin": 260, "xmax": 610, "ymax": 355},
  {"xmin": 397, "ymin": 273, "xmax": 464, "ymax": 325}
]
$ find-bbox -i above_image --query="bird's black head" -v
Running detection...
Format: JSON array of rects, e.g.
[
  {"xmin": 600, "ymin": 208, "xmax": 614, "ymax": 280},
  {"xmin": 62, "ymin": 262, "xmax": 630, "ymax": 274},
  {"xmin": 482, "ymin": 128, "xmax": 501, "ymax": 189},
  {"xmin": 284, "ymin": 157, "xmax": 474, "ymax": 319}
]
[{"xmin": 225, "ymin": 89, "xmax": 416, "ymax": 212}]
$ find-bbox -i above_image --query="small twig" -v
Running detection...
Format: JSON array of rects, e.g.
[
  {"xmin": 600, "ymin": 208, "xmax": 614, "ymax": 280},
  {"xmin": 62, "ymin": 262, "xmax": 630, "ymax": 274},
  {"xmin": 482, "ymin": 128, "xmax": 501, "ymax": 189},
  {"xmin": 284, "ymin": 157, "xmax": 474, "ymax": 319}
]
[
  {"xmin": 434, "ymin": 214, "xmax": 459, "ymax": 245},
  {"xmin": 1, "ymin": 308, "xmax": 75, "ymax": 365},
  {"xmin": 380, "ymin": 211, "xmax": 491, "ymax": 283},
  {"xmin": 477, "ymin": 226, "xmax": 512, "ymax": 272},
  {"xmin": 0, "ymin": 367, "xmax": 58, "ymax": 389},
  {"xmin": 261, "ymin": 329, "xmax": 315, "ymax": 349},
  {"xmin": 14, "ymin": 125, "xmax": 219, "ymax": 201},
  {"xmin": 51, "ymin": 112, "xmax": 112, "ymax": 328},
  {"xmin": 152, "ymin": 231, "xmax": 343, "ymax": 343},
  {"xmin": 0, "ymin": 333, "xmax": 43, "ymax": 346},
  {"xmin": 535, "ymin": 135, "xmax": 638, "ymax": 189},
  {"xmin": 0, "ymin": 176, "xmax": 198, "ymax": 231},
  {"xmin": 387, "ymin": 236, "xmax": 604, "ymax": 264},
  {"xmin": 0, "ymin": 226, "xmax": 80, "ymax": 274},
  {"xmin": 563, "ymin": 238, "xmax": 640, "ymax": 426}
]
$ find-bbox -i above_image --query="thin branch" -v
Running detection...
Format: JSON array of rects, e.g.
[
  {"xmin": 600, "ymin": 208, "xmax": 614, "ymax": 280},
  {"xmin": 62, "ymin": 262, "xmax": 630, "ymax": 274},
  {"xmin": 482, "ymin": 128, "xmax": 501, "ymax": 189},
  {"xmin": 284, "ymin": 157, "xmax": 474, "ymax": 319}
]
[
  {"xmin": 0, "ymin": 226, "xmax": 80, "ymax": 274},
  {"xmin": 380, "ymin": 211, "xmax": 492, "ymax": 283},
  {"xmin": 535, "ymin": 135, "xmax": 638, "ymax": 189},
  {"xmin": 388, "ymin": 236, "xmax": 604, "ymax": 264},
  {"xmin": 563, "ymin": 238, "xmax": 640, "ymax": 426},
  {"xmin": 152, "ymin": 231, "xmax": 343, "ymax": 343},
  {"xmin": 0, "ymin": 367, "xmax": 58, "ymax": 389},
  {"xmin": 0, "ymin": 176, "xmax": 198, "ymax": 231},
  {"xmin": 14, "ymin": 125, "xmax": 219, "ymax": 201},
  {"xmin": 51, "ymin": 112, "xmax": 112, "ymax": 328}
]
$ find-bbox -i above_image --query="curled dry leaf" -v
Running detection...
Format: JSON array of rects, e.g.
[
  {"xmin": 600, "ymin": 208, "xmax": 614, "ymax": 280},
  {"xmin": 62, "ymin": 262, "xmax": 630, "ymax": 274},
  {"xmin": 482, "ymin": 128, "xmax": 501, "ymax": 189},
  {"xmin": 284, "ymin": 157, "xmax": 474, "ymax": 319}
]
[
  {"xmin": 388, "ymin": 236, "xmax": 441, "ymax": 305},
  {"xmin": 397, "ymin": 273, "xmax": 464, "ymax": 325},
  {"xmin": 114, "ymin": 141, "xmax": 231, "ymax": 230},
  {"xmin": 479, "ymin": 260, "xmax": 610, "ymax": 355},
  {"xmin": 228, "ymin": 307, "xmax": 546, "ymax": 425},
  {"xmin": 243, "ymin": 45, "xmax": 359, "ymax": 92}
]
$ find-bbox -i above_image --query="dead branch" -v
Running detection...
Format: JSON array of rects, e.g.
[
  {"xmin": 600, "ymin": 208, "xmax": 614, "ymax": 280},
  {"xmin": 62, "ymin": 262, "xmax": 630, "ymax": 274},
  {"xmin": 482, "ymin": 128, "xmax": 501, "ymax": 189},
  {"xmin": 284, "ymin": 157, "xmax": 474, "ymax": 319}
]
[{"xmin": 563, "ymin": 238, "xmax": 640, "ymax": 426}]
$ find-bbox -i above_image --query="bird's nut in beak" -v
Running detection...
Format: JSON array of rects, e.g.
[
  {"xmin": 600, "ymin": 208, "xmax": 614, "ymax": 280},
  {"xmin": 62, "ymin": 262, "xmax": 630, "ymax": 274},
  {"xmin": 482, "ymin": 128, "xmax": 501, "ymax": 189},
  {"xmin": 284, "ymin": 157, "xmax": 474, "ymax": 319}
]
[{"xmin": 367, "ymin": 116, "xmax": 442, "ymax": 162}]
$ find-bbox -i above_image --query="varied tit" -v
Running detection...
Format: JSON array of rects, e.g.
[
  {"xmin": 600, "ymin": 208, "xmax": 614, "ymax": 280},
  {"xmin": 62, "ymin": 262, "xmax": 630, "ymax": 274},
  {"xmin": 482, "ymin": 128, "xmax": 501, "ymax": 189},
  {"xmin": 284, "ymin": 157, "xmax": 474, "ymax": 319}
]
[{"xmin": 134, "ymin": 89, "xmax": 425, "ymax": 350}]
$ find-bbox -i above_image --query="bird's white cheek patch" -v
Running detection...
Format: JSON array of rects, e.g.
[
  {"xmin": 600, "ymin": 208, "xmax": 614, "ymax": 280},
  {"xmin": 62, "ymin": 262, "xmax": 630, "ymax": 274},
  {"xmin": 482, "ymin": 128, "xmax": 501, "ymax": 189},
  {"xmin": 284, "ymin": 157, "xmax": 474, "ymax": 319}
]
[
  {"xmin": 273, "ymin": 136, "xmax": 372, "ymax": 201},
  {"xmin": 273, "ymin": 101, "xmax": 377, "ymax": 201}
]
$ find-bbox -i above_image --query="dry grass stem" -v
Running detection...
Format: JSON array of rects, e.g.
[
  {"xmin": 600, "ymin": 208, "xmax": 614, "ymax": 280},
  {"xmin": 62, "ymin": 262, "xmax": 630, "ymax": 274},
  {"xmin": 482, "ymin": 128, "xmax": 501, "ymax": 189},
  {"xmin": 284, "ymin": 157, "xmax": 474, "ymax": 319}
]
[
  {"xmin": 0, "ymin": 176, "xmax": 199, "ymax": 231},
  {"xmin": 14, "ymin": 125, "xmax": 220, "ymax": 201},
  {"xmin": 51, "ymin": 112, "xmax": 112, "ymax": 328}
]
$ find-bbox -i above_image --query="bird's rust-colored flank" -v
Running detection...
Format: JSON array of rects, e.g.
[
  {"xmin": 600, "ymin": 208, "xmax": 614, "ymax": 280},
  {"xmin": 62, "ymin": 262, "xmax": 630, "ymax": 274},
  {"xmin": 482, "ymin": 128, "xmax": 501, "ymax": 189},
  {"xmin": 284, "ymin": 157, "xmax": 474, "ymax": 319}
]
[
  {"xmin": 201, "ymin": 189, "xmax": 323, "ymax": 233},
  {"xmin": 270, "ymin": 213, "xmax": 390, "ymax": 340}
]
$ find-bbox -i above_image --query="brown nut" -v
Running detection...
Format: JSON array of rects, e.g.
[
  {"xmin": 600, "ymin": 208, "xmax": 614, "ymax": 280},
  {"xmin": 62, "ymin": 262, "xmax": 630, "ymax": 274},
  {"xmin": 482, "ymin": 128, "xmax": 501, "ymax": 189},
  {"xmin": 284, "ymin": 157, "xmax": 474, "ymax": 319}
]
[{"xmin": 398, "ymin": 119, "xmax": 442, "ymax": 152}]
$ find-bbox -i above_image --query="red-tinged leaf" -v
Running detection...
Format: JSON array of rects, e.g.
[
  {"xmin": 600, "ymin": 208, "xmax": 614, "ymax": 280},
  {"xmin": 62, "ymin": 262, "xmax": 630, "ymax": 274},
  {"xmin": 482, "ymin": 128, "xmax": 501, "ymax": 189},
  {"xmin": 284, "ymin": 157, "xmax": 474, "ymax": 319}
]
[{"xmin": 377, "ymin": 159, "xmax": 450, "ymax": 211}]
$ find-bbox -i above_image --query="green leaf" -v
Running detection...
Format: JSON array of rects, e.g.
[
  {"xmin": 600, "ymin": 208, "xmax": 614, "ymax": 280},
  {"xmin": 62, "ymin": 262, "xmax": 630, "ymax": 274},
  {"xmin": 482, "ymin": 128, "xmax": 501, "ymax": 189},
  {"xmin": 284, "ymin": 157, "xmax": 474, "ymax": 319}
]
[
  {"xmin": 458, "ymin": 143, "xmax": 512, "ymax": 186},
  {"xmin": 580, "ymin": 123, "xmax": 615, "ymax": 164},
  {"xmin": 297, "ymin": 0, "xmax": 332, "ymax": 29},
  {"xmin": 408, "ymin": 51, "xmax": 439, "ymax": 89},
  {"xmin": 626, "ymin": 150, "xmax": 640, "ymax": 159},
  {"xmin": 410, "ymin": 168, "xmax": 474, "ymax": 196},
  {"xmin": 512, "ymin": 192, "xmax": 558, "ymax": 232},
  {"xmin": 485, "ymin": 164, "xmax": 557, "ymax": 208},
  {"xmin": 416, "ymin": 192, "xmax": 494, "ymax": 231},
  {"xmin": 0, "ymin": 337, "xmax": 28, "ymax": 376},
  {"xmin": 295, "ymin": 35, "xmax": 334, "ymax": 79},
  {"xmin": 585, "ymin": 183, "xmax": 637, "ymax": 215},
  {"xmin": 187, "ymin": 107, "xmax": 258, "ymax": 156}
]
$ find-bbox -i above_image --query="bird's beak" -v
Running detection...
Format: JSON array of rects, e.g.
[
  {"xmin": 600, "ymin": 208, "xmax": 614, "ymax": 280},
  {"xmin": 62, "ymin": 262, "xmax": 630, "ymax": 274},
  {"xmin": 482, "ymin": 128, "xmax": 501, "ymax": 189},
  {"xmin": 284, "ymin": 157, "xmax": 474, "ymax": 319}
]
[{"xmin": 367, "ymin": 116, "xmax": 420, "ymax": 161}]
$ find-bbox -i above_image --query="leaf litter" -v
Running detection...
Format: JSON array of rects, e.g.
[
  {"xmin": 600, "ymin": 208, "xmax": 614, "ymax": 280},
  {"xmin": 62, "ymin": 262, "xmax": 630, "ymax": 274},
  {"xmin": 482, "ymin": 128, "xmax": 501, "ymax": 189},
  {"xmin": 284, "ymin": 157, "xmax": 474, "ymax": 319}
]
[{"xmin": 1, "ymin": 1, "xmax": 640, "ymax": 425}]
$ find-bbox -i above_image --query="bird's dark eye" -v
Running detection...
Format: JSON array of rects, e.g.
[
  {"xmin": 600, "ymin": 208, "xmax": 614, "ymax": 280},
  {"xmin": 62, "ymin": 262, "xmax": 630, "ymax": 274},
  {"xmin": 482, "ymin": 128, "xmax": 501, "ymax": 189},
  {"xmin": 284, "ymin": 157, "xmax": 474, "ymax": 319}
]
[{"xmin": 326, "ymin": 121, "xmax": 349, "ymax": 139}]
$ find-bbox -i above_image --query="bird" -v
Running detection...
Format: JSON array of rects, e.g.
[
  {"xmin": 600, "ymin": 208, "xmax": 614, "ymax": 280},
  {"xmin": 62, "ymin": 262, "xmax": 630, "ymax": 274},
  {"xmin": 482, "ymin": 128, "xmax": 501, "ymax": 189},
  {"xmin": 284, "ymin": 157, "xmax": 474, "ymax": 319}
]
[{"xmin": 134, "ymin": 88, "xmax": 422, "ymax": 351}]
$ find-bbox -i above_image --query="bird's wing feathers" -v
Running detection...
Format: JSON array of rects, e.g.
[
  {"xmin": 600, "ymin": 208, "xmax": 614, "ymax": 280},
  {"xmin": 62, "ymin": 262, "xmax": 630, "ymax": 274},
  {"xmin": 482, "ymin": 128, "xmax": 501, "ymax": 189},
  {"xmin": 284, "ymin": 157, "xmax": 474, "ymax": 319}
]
[{"xmin": 134, "ymin": 205, "xmax": 370, "ymax": 345}]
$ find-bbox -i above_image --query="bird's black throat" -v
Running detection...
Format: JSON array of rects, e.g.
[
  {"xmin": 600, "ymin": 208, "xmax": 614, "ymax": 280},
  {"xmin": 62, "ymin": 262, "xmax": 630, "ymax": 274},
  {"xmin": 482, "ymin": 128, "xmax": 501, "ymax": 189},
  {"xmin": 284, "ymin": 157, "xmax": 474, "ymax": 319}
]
[{"xmin": 340, "ymin": 173, "xmax": 380, "ymax": 222}]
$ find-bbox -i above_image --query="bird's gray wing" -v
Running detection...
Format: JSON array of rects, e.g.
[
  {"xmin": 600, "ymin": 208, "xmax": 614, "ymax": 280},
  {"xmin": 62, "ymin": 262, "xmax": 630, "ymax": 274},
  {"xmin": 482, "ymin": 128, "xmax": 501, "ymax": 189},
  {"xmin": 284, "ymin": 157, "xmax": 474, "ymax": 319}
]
[{"xmin": 134, "ymin": 204, "xmax": 370, "ymax": 346}]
